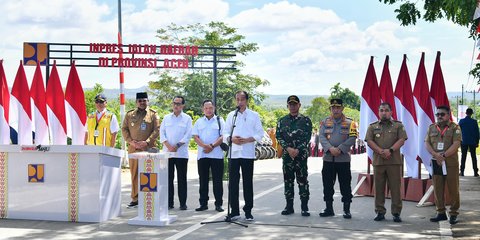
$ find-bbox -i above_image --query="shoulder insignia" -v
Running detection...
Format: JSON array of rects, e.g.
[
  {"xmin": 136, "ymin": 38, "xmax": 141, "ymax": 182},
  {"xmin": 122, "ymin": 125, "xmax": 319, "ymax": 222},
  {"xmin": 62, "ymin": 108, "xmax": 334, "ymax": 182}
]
[
  {"xmin": 149, "ymin": 108, "xmax": 157, "ymax": 113},
  {"xmin": 369, "ymin": 121, "xmax": 380, "ymax": 126}
]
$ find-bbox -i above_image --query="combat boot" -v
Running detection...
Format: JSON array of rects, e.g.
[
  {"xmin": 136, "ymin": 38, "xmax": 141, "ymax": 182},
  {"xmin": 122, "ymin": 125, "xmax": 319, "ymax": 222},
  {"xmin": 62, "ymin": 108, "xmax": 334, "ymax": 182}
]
[
  {"xmin": 343, "ymin": 202, "xmax": 351, "ymax": 219},
  {"xmin": 301, "ymin": 199, "xmax": 310, "ymax": 217},
  {"xmin": 319, "ymin": 201, "xmax": 335, "ymax": 217},
  {"xmin": 281, "ymin": 199, "xmax": 294, "ymax": 215}
]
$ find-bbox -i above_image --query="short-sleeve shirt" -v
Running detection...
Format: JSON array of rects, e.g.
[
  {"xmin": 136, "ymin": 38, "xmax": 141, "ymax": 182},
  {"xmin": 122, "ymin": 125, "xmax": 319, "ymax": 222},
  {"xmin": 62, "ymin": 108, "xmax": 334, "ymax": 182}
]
[
  {"xmin": 425, "ymin": 122, "xmax": 462, "ymax": 163},
  {"xmin": 365, "ymin": 119, "xmax": 408, "ymax": 166}
]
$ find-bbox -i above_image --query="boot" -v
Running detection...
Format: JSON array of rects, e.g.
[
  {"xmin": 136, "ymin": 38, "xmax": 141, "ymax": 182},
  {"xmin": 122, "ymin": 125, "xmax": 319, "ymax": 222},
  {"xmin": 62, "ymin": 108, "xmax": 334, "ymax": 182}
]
[
  {"xmin": 281, "ymin": 199, "xmax": 294, "ymax": 215},
  {"xmin": 319, "ymin": 201, "xmax": 335, "ymax": 217},
  {"xmin": 301, "ymin": 199, "xmax": 310, "ymax": 217},
  {"xmin": 343, "ymin": 202, "xmax": 351, "ymax": 219}
]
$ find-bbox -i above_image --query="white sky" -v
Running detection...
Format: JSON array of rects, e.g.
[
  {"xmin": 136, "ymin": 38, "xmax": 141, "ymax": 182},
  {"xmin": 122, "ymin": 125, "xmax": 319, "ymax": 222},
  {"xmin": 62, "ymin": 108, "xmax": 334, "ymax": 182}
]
[{"xmin": 0, "ymin": 0, "xmax": 477, "ymax": 96}]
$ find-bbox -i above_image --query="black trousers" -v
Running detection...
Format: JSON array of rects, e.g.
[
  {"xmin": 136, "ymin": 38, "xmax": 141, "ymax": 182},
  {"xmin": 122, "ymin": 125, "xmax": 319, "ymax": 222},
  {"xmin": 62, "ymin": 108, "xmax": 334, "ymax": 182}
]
[
  {"xmin": 168, "ymin": 157, "xmax": 188, "ymax": 207},
  {"xmin": 198, "ymin": 157, "xmax": 224, "ymax": 207},
  {"xmin": 229, "ymin": 158, "xmax": 254, "ymax": 215},
  {"xmin": 322, "ymin": 161, "xmax": 352, "ymax": 203},
  {"xmin": 461, "ymin": 144, "xmax": 479, "ymax": 173}
]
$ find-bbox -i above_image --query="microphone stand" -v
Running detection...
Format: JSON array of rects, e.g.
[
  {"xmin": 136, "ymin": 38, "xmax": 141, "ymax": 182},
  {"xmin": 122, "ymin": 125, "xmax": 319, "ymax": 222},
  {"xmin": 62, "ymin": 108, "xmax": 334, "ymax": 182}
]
[{"xmin": 201, "ymin": 107, "xmax": 248, "ymax": 227}]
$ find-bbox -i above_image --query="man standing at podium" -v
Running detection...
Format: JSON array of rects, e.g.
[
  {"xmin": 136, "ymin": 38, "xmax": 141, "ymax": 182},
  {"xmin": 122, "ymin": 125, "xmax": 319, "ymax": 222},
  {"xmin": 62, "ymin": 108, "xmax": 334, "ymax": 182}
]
[
  {"xmin": 85, "ymin": 93, "xmax": 119, "ymax": 147},
  {"xmin": 160, "ymin": 96, "xmax": 192, "ymax": 210},
  {"xmin": 122, "ymin": 92, "xmax": 160, "ymax": 208}
]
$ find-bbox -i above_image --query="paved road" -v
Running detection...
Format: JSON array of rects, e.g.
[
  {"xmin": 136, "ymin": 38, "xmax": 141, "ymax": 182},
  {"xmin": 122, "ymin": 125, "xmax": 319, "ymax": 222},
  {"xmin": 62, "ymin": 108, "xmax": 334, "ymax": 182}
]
[{"xmin": 1, "ymin": 153, "xmax": 479, "ymax": 240}]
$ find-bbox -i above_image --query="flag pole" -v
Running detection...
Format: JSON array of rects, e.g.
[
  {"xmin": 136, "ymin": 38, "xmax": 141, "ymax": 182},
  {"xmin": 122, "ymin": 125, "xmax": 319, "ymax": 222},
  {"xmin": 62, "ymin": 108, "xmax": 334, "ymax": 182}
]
[{"xmin": 118, "ymin": 0, "xmax": 127, "ymax": 166}]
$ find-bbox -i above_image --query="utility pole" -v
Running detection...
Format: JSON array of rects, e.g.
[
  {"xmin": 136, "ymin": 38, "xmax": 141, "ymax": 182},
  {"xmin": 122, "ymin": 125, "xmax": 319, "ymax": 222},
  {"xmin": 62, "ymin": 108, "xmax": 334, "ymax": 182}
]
[{"xmin": 461, "ymin": 84, "xmax": 464, "ymax": 105}]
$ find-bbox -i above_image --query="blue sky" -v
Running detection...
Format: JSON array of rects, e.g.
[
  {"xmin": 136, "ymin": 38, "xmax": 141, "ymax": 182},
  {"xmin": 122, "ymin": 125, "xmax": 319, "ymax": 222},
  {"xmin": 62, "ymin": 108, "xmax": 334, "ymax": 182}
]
[{"xmin": 0, "ymin": 0, "xmax": 477, "ymax": 96}]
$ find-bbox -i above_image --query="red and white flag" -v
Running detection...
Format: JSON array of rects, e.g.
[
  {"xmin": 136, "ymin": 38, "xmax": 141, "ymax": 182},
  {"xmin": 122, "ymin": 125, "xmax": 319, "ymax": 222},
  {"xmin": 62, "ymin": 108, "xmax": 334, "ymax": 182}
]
[
  {"xmin": 30, "ymin": 62, "xmax": 49, "ymax": 145},
  {"xmin": 0, "ymin": 60, "xmax": 10, "ymax": 144},
  {"xmin": 360, "ymin": 56, "xmax": 381, "ymax": 164},
  {"xmin": 413, "ymin": 52, "xmax": 435, "ymax": 175},
  {"xmin": 10, "ymin": 61, "xmax": 33, "ymax": 145},
  {"xmin": 65, "ymin": 62, "xmax": 86, "ymax": 145},
  {"xmin": 379, "ymin": 55, "xmax": 398, "ymax": 120},
  {"xmin": 430, "ymin": 51, "xmax": 451, "ymax": 117},
  {"xmin": 394, "ymin": 54, "xmax": 418, "ymax": 178},
  {"xmin": 46, "ymin": 63, "xmax": 67, "ymax": 144}
]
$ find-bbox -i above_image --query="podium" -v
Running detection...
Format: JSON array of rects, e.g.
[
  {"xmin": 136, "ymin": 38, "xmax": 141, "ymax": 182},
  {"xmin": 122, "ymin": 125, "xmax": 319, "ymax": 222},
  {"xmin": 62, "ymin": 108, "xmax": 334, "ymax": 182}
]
[
  {"xmin": 128, "ymin": 152, "xmax": 176, "ymax": 226},
  {"xmin": 0, "ymin": 145, "xmax": 123, "ymax": 222}
]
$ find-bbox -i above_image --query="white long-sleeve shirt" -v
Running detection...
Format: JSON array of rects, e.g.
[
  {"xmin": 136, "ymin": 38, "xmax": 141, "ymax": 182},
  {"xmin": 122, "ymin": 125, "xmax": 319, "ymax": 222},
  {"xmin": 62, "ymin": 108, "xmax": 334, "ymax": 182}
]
[
  {"xmin": 223, "ymin": 108, "xmax": 264, "ymax": 159},
  {"xmin": 192, "ymin": 115, "xmax": 225, "ymax": 160},
  {"xmin": 160, "ymin": 112, "xmax": 192, "ymax": 158}
]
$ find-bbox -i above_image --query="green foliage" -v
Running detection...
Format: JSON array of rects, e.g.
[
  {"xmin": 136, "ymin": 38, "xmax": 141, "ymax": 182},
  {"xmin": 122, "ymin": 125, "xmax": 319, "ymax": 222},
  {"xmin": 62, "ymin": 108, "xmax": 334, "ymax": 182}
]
[
  {"xmin": 343, "ymin": 107, "xmax": 360, "ymax": 123},
  {"xmin": 150, "ymin": 21, "xmax": 269, "ymax": 117},
  {"xmin": 305, "ymin": 97, "xmax": 330, "ymax": 127},
  {"xmin": 84, "ymin": 84, "xmax": 104, "ymax": 115},
  {"xmin": 379, "ymin": 0, "xmax": 477, "ymax": 27},
  {"xmin": 329, "ymin": 83, "xmax": 360, "ymax": 110}
]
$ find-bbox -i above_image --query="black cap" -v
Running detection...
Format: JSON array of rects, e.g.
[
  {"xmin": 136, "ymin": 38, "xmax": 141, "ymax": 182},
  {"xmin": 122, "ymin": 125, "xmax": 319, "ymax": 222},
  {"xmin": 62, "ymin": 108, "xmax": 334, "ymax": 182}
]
[
  {"xmin": 95, "ymin": 94, "xmax": 107, "ymax": 102},
  {"xmin": 287, "ymin": 95, "xmax": 300, "ymax": 104},
  {"xmin": 330, "ymin": 98, "xmax": 343, "ymax": 107},
  {"xmin": 136, "ymin": 92, "xmax": 148, "ymax": 99}
]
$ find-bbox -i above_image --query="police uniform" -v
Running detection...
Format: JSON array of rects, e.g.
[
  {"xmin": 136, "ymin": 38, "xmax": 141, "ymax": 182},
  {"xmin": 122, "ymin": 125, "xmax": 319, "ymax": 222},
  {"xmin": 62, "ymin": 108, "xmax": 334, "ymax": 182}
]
[
  {"xmin": 365, "ymin": 119, "xmax": 407, "ymax": 217},
  {"xmin": 276, "ymin": 95, "xmax": 312, "ymax": 216},
  {"xmin": 121, "ymin": 92, "xmax": 160, "ymax": 205},
  {"xmin": 318, "ymin": 99, "xmax": 358, "ymax": 217},
  {"xmin": 425, "ymin": 121, "xmax": 461, "ymax": 218}
]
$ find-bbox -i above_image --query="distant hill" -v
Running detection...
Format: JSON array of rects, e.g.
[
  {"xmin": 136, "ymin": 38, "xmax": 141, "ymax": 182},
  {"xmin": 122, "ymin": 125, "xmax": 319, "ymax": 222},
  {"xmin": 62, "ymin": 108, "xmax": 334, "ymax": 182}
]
[{"xmin": 260, "ymin": 95, "xmax": 328, "ymax": 108}]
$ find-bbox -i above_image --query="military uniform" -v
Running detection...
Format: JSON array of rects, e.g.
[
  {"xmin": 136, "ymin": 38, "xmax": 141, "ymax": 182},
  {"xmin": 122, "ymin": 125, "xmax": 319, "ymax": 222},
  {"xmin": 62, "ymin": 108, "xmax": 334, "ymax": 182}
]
[
  {"xmin": 365, "ymin": 119, "xmax": 407, "ymax": 216},
  {"xmin": 121, "ymin": 106, "xmax": 160, "ymax": 203},
  {"xmin": 319, "ymin": 114, "xmax": 357, "ymax": 203},
  {"xmin": 425, "ymin": 121, "xmax": 461, "ymax": 217},
  {"xmin": 276, "ymin": 113, "xmax": 312, "ymax": 203}
]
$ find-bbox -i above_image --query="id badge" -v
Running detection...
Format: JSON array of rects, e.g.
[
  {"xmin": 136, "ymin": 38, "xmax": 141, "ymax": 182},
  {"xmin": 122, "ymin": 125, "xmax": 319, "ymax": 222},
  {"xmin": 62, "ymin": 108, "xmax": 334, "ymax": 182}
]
[
  {"xmin": 141, "ymin": 122, "xmax": 147, "ymax": 131},
  {"xmin": 94, "ymin": 130, "xmax": 99, "ymax": 137},
  {"xmin": 437, "ymin": 142, "xmax": 444, "ymax": 151}
]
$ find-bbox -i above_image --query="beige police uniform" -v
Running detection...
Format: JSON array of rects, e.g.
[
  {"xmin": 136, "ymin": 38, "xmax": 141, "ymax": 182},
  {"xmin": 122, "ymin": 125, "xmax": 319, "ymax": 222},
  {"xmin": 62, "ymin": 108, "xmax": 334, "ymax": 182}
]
[
  {"xmin": 121, "ymin": 107, "xmax": 160, "ymax": 202},
  {"xmin": 425, "ymin": 122, "xmax": 461, "ymax": 216},
  {"xmin": 365, "ymin": 119, "xmax": 407, "ymax": 215}
]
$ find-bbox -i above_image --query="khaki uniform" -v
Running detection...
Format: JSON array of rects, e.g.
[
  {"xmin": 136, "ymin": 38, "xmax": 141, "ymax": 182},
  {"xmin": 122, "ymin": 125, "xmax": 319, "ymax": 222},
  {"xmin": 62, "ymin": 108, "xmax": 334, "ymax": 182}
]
[
  {"xmin": 425, "ymin": 122, "xmax": 461, "ymax": 216},
  {"xmin": 365, "ymin": 119, "xmax": 407, "ymax": 215},
  {"xmin": 121, "ymin": 107, "xmax": 160, "ymax": 202}
]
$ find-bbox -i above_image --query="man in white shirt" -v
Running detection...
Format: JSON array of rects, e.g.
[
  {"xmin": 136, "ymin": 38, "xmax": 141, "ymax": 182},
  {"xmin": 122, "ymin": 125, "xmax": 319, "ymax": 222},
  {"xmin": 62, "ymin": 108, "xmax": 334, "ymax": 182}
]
[
  {"xmin": 192, "ymin": 100, "xmax": 225, "ymax": 212},
  {"xmin": 223, "ymin": 91, "xmax": 264, "ymax": 221},
  {"xmin": 160, "ymin": 96, "xmax": 192, "ymax": 210}
]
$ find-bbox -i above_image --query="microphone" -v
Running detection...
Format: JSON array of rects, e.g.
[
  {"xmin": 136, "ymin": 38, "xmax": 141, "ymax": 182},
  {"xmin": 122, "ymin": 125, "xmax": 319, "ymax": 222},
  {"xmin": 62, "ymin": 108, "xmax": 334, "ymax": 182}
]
[{"xmin": 234, "ymin": 106, "xmax": 240, "ymax": 117}]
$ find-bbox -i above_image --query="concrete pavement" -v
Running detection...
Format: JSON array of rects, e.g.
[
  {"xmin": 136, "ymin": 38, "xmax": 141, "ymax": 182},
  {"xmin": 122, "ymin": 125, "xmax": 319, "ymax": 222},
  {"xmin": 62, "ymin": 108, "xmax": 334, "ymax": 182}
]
[{"xmin": 0, "ymin": 153, "xmax": 479, "ymax": 239}]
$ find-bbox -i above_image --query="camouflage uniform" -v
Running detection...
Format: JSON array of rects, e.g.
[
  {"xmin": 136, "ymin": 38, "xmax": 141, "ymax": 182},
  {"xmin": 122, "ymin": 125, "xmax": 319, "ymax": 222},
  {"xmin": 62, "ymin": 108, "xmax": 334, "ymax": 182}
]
[{"xmin": 276, "ymin": 113, "xmax": 313, "ymax": 201}]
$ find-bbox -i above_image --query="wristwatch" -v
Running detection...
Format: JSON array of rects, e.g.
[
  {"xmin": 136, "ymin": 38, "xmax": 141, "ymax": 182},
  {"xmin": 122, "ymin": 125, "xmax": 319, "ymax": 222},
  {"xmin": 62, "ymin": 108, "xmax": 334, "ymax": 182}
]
[{"xmin": 389, "ymin": 148, "xmax": 394, "ymax": 153}]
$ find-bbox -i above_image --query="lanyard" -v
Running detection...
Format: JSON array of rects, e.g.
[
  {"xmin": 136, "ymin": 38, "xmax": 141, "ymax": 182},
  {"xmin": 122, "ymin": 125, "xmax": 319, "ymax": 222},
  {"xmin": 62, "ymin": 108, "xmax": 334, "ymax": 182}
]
[
  {"xmin": 435, "ymin": 125, "xmax": 449, "ymax": 140},
  {"xmin": 95, "ymin": 112, "xmax": 106, "ymax": 130}
]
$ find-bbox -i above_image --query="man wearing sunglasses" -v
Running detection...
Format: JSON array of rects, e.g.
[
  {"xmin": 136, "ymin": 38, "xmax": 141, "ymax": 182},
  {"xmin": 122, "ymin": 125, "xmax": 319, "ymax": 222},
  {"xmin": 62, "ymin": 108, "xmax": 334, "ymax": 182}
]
[
  {"xmin": 425, "ymin": 106, "xmax": 461, "ymax": 225},
  {"xmin": 160, "ymin": 96, "xmax": 192, "ymax": 210},
  {"xmin": 365, "ymin": 102, "xmax": 407, "ymax": 223},
  {"xmin": 85, "ymin": 93, "xmax": 119, "ymax": 147},
  {"xmin": 122, "ymin": 92, "xmax": 160, "ymax": 208}
]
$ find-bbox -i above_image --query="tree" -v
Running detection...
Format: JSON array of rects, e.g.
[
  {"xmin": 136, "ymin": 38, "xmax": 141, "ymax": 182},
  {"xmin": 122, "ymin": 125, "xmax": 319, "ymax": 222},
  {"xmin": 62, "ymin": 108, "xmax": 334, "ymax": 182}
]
[
  {"xmin": 305, "ymin": 97, "xmax": 330, "ymax": 127},
  {"xmin": 329, "ymin": 83, "xmax": 360, "ymax": 110},
  {"xmin": 150, "ymin": 22, "xmax": 269, "ymax": 117},
  {"xmin": 379, "ymin": 0, "xmax": 476, "ymax": 30}
]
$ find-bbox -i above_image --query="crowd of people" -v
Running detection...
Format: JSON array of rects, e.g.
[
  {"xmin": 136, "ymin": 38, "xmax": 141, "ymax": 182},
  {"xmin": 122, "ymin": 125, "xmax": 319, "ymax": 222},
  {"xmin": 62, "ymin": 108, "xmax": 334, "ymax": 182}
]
[{"xmin": 85, "ymin": 91, "xmax": 474, "ymax": 225}]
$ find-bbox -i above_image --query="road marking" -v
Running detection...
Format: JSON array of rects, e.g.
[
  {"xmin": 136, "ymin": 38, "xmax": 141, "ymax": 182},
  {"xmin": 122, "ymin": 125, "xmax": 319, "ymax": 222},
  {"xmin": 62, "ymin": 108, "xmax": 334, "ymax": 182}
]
[{"xmin": 166, "ymin": 183, "xmax": 284, "ymax": 240}]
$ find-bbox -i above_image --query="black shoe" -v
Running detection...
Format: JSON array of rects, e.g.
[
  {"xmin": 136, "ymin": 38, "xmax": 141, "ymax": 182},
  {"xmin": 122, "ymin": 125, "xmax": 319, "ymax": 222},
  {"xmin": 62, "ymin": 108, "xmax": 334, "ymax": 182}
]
[
  {"xmin": 374, "ymin": 213, "xmax": 385, "ymax": 221},
  {"xmin": 127, "ymin": 201, "xmax": 138, "ymax": 208},
  {"xmin": 319, "ymin": 208, "xmax": 335, "ymax": 217},
  {"xmin": 393, "ymin": 214, "xmax": 402, "ymax": 222},
  {"xmin": 430, "ymin": 213, "xmax": 448, "ymax": 222},
  {"xmin": 475, "ymin": 172, "xmax": 479, "ymax": 177},
  {"xmin": 195, "ymin": 205, "xmax": 208, "ymax": 211},
  {"xmin": 168, "ymin": 205, "xmax": 174, "ymax": 210},
  {"xmin": 281, "ymin": 207, "xmax": 294, "ymax": 215},
  {"xmin": 215, "ymin": 206, "xmax": 224, "ymax": 212},
  {"xmin": 226, "ymin": 214, "xmax": 240, "ymax": 221},
  {"xmin": 460, "ymin": 171, "xmax": 464, "ymax": 176},
  {"xmin": 449, "ymin": 215, "xmax": 458, "ymax": 224},
  {"xmin": 343, "ymin": 212, "xmax": 352, "ymax": 219},
  {"xmin": 179, "ymin": 205, "xmax": 188, "ymax": 210},
  {"xmin": 301, "ymin": 210, "xmax": 310, "ymax": 217},
  {"xmin": 245, "ymin": 212, "xmax": 254, "ymax": 221}
]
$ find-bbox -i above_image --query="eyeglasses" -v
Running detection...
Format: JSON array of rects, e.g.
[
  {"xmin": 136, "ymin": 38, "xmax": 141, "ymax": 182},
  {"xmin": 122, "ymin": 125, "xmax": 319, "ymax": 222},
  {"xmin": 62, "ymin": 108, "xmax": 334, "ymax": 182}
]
[
  {"xmin": 173, "ymin": 102, "xmax": 183, "ymax": 106},
  {"xmin": 435, "ymin": 112, "xmax": 447, "ymax": 117},
  {"xmin": 95, "ymin": 101, "xmax": 105, "ymax": 104}
]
